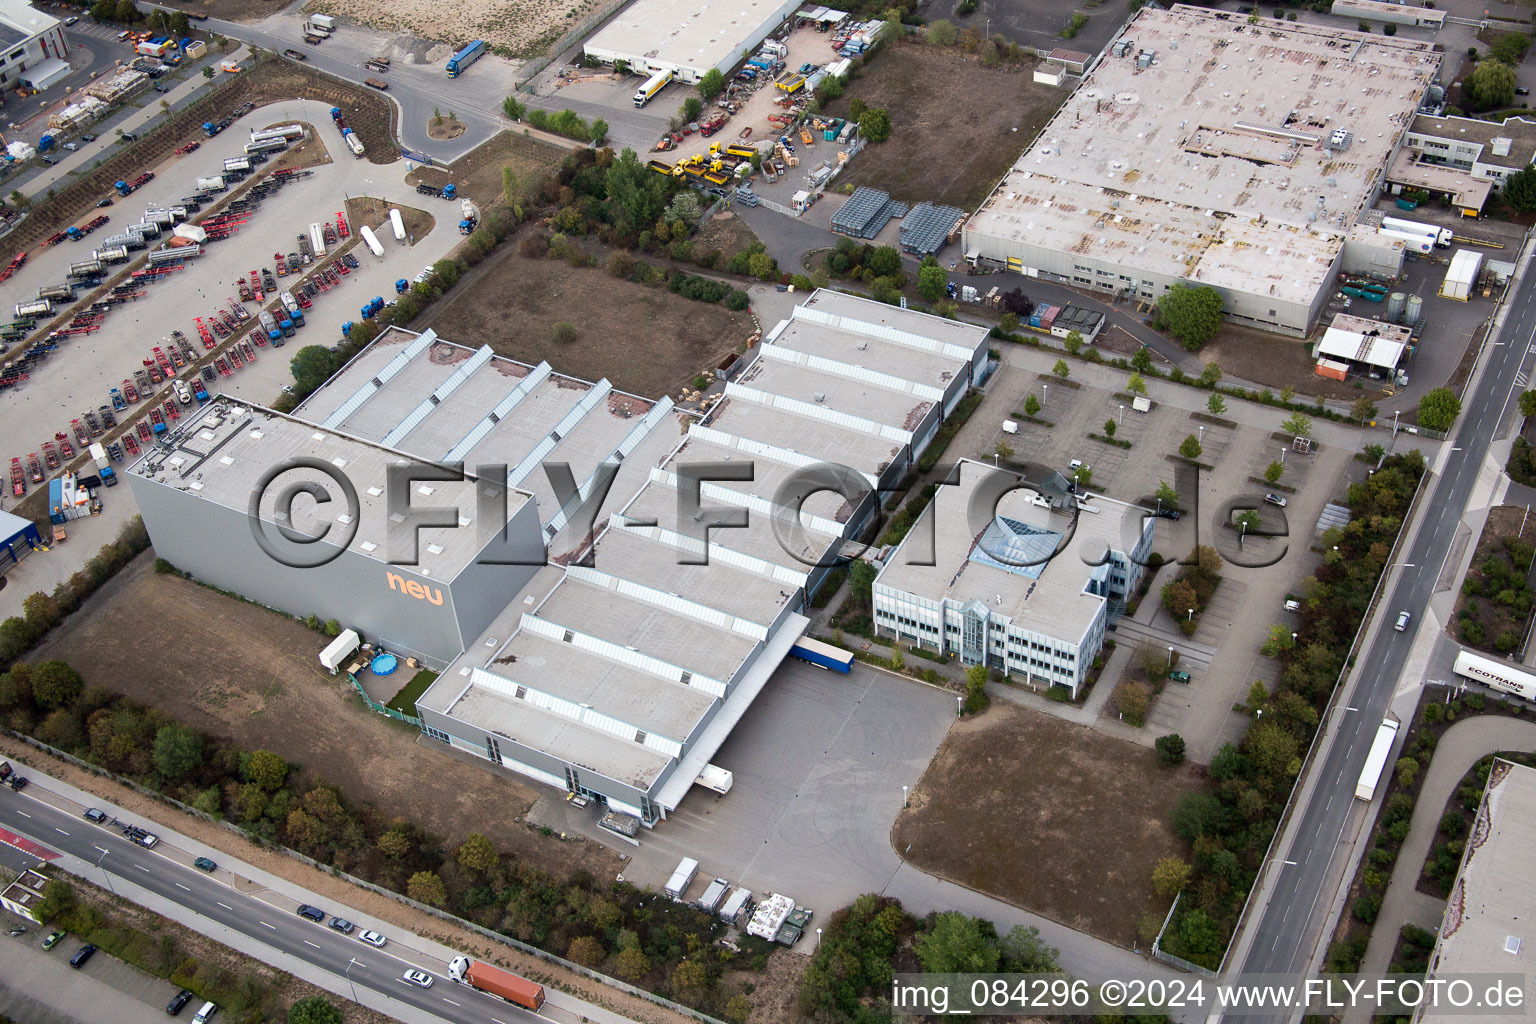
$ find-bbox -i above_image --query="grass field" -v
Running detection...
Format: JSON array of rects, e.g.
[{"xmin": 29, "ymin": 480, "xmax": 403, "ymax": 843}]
[
  {"xmin": 33, "ymin": 556, "xmax": 623, "ymax": 883},
  {"xmin": 893, "ymin": 701, "xmax": 1190, "ymax": 945},
  {"xmin": 388, "ymin": 669, "xmax": 439, "ymax": 716},
  {"xmin": 418, "ymin": 234, "xmax": 755, "ymax": 398},
  {"xmin": 823, "ymin": 41, "xmax": 1067, "ymax": 209}
]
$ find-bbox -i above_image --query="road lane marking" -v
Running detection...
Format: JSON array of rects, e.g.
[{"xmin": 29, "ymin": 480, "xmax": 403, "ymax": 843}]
[
  {"xmin": 260, "ymin": 921, "xmax": 276, "ymax": 930},
  {"xmin": 217, "ymin": 902, "xmax": 232, "ymax": 910},
  {"xmin": 304, "ymin": 940, "xmax": 321, "ymax": 949},
  {"xmin": 175, "ymin": 882, "xmax": 190, "ymax": 891},
  {"xmin": 15, "ymin": 811, "xmax": 29, "ymax": 818},
  {"xmin": 492, "ymin": 1018, "xmax": 509, "ymax": 1024},
  {"xmin": 135, "ymin": 864, "xmax": 150, "ymax": 872},
  {"xmin": 441, "ymin": 998, "xmax": 460, "ymax": 1007},
  {"xmin": 54, "ymin": 828, "xmax": 68, "ymax": 835}
]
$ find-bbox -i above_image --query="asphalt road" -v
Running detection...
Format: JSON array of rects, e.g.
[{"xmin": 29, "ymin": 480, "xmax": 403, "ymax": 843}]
[
  {"xmin": 1231, "ymin": 256, "xmax": 1531, "ymax": 1010},
  {"xmin": 0, "ymin": 794, "xmax": 545, "ymax": 1024}
]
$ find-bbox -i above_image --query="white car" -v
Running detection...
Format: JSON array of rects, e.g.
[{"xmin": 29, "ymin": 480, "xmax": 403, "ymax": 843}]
[
  {"xmin": 359, "ymin": 930, "xmax": 386, "ymax": 948},
  {"xmin": 1395, "ymin": 610, "xmax": 1411, "ymax": 632},
  {"xmin": 402, "ymin": 970, "xmax": 433, "ymax": 988}
]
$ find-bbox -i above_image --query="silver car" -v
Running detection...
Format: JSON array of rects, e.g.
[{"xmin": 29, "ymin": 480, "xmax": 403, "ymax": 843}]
[{"xmin": 359, "ymin": 930, "xmax": 386, "ymax": 948}]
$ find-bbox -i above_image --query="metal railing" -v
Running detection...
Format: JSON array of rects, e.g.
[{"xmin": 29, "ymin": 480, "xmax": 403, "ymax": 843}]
[{"xmin": 344, "ymin": 671, "xmax": 421, "ymax": 727}]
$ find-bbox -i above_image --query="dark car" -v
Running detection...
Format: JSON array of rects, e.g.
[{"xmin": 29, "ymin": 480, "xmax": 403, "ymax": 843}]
[
  {"xmin": 1168, "ymin": 670, "xmax": 1192, "ymax": 685},
  {"xmin": 154, "ymin": 84, "xmax": 171, "ymax": 93},
  {"xmin": 1151, "ymin": 508, "xmax": 1182, "ymax": 520},
  {"xmin": 193, "ymin": 856, "xmax": 216, "ymax": 872},
  {"xmin": 328, "ymin": 917, "xmax": 354, "ymax": 934},
  {"xmin": 296, "ymin": 904, "xmax": 325, "ymax": 922},
  {"xmin": 6, "ymin": 774, "xmax": 26, "ymax": 791},
  {"xmin": 83, "ymin": 807, "xmax": 108, "ymax": 823},
  {"xmin": 70, "ymin": 944, "xmax": 98, "ymax": 968},
  {"xmin": 167, "ymin": 989, "xmax": 195, "ymax": 1016},
  {"xmin": 1519, "ymin": 87, "xmax": 1531, "ymax": 96},
  {"xmin": 81, "ymin": 134, "xmax": 97, "ymax": 142}
]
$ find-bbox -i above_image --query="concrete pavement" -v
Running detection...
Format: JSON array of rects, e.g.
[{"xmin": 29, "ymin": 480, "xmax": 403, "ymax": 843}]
[{"xmin": 0, "ymin": 925, "xmax": 182, "ymax": 1024}]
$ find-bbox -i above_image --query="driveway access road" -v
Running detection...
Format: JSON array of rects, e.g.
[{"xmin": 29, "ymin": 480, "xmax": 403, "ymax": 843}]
[{"xmin": 1226, "ymin": 243, "xmax": 1535, "ymax": 1018}]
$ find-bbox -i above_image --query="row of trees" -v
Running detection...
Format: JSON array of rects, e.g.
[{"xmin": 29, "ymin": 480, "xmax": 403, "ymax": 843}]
[
  {"xmin": 1156, "ymin": 451, "xmax": 1426, "ymax": 967},
  {"xmin": 0, "ymin": 652, "xmax": 765, "ymax": 1016}
]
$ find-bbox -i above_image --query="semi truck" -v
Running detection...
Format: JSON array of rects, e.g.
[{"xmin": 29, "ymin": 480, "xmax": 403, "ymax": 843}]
[
  {"xmin": 359, "ymin": 225, "xmax": 385, "ymax": 257},
  {"xmin": 633, "ymin": 68, "xmax": 671, "ymax": 107},
  {"xmin": 1354, "ymin": 716, "xmax": 1400, "ymax": 801},
  {"xmin": 93, "ymin": 246, "xmax": 130, "ymax": 264},
  {"xmin": 223, "ymin": 156, "xmax": 251, "ymax": 174},
  {"xmin": 343, "ymin": 130, "xmax": 365, "ymax": 157},
  {"xmin": 664, "ymin": 856, "xmax": 699, "ymax": 899},
  {"xmin": 14, "ymin": 300, "xmax": 52, "ymax": 319},
  {"xmin": 1381, "ymin": 215, "xmax": 1452, "ymax": 248},
  {"xmin": 196, "ymin": 176, "xmax": 227, "ymax": 193},
  {"xmin": 1377, "ymin": 227, "xmax": 1435, "ymax": 255},
  {"xmin": 446, "ymin": 39, "xmax": 486, "ymax": 77},
  {"xmin": 789, "ymin": 636, "xmax": 854, "ymax": 672},
  {"xmin": 446, "ymin": 957, "xmax": 544, "ymax": 1010},
  {"xmin": 251, "ymin": 124, "xmax": 304, "ymax": 144},
  {"xmin": 245, "ymin": 138, "xmax": 287, "ymax": 156},
  {"xmin": 68, "ymin": 259, "xmax": 104, "ymax": 278},
  {"xmin": 38, "ymin": 284, "xmax": 75, "ymax": 302}
]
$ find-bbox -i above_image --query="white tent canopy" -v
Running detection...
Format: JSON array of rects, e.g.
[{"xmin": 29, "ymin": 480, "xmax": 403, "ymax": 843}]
[{"xmin": 319, "ymin": 629, "xmax": 361, "ymax": 673}]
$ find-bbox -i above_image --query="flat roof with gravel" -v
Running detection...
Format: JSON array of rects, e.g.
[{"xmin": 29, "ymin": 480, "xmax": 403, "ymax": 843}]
[{"xmin": 970, "ymin": 4, "xmax": 1439, "ymax": 307}]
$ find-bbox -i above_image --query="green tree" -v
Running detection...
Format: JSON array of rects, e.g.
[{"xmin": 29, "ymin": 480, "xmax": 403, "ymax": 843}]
[
  {"xmin": 1104, "ymin": 418, "xmax": 1117, "ymax": 437},
  {"xmin": 1207, "ymin": 393, "xmax": 1227, "ymax": 415},
  {"xmin": 170, "ymin": 10, "xmax": 189, "ymax": 32},
  {"xmin": 1155, "ymin": 284, "xmax": 1224, "ymax": 349},
  {"xmin": 290, "ymin": 345, "xmax": 339, "ymax": 395},
  {"xmin": 1024, "ymin": 393, "xmax": 1041, "ymax": 417},
  {"xmin": 1280, "ymin": 412, "xmax": 1313, "ymax": 438},
  {"xmin": 1179, "ymin": 434, "xmax": 1203, "ymax": 460},
  {"xmin": 1155, "ymin": 480, "xmax": 1180, "ymax": 508},
  {"xmin": 245, "ymin": 749, "xmax": 287, "ymax": 791},
  {"xmin": 1199, "ymin": 361, "xmax": 1223, "ymax": 387},
  {"xmin": 1504, "ymin": 164, "xmax": 1536, "ymax": 213},
  {"xmin": 866, "ymin": 246, "xmax": 901, "ymax": 276},
  {"xmin": 114, "ymin": 0, "xmax": 138, "ymax": 21},
  {"xmin": 1352, "ymin": 395, "xmax": 1378, "ymax": 423},
  {"xmin": 551, "ymin": 321, "xmax": 579, "ymax": 344},
  {"xmin": 850, "ymin": 559, "xmax": 878, "ymax": 605},
  {"xmin": 589, "ymin": 118, "xmax": 609, "ymax": 146},
  {"xmin": 999, "ymin": 312, "xmax": 1019, "ymax": 333},
  {"xmin": 858, "ymin": 106, "xmax": 892, "ymax": 143},
  {"xmin": 457, "ymin": 832, "xmax": 498, "ymax": 874},
  {"xmin": 501, "ymin": 95, "xmax": 526, "ymax": 121},
  {"xmin": 500, "ymin": 165, "xmax": 520, "ymax": 206},
  {"xmin": 698, "ymin": 68, "xmax": 725, "ymax": 99},
  {"xmin": 32, "ymin": 660, "xmax": 83, "ymax": 708},
  {"xmin": 203, "ymin": 66, "xmax": 215, "ymax": 80},
  {"xmin": 915, "ymin": 912, "xmax": 1001, "ymax": 973},
  {"xmin": 567, "ymin": 935, "xmax": 606, "ymax": 967},
  {"xmin": 288, "ymin": 998, "xmax": 343, "ymax": 1024},
  {"xmin": 1064, "ymin": 330, "xmax": 1084, "ymax": 355},
  {"xmin": 1520, "ymin": 388, "xmax": 1536, "ymax": 419},
  {"xmin": 407, "ymin": 870, "xmax": 448, "ymax": 907},
  {"xmin": 1464, "ymin": 58, "xmax": 1516, "ymax": 110},
  {"xmin": 607, "ymin": 148, "xmax": 672, "ymax": 230},
  {"xmin": 1395, "ymin": 756, "xmax": 1420, "ymax": 788},
  {"xmin": 999, "ymin": 925, "xmax": 1059, "ymax": 972},
  {"xmin": 1155, "ymin": 734, "xmax": 1187, "ymax": 766},
  {"xmin": 1490, "ymin": 31, "xmax": 1529, "ymax": 65},
  {"xmin": 1418, "ymin": 387, "xmax": 1461, "ymax": 431},
  {"xmin": 91, "ymin": 0, "xmax": 115, "ymax": 20},
  {"xmin": 150, "ymin": 723, "xmax": 203, "ymax": 780},
  {"xmin": 614, "ymin": 946, "xmax": 650, "ymax": 980},
  {"xmin": 1053, "ymin": 359, "xmax": 1071, "ymax": 379},
  {"xmin": 1126, "ymin": 372, "xmax": 1147, "ymax": 396},
  {"xmin": 1131, "ymin": 346, "xmax": 1154, "ymax": 373},
  {"xmin": 917, "ymin": 258, "xmax": 946, "ymax": 301},
  {"xmin": 681, "ymin": 96, "xmax": 703, "ymax": 123},
  {"xmin": 995, "ymin": 439, "xmax": 1014, "ymax": 460},
  {"xmin": 35, "ymin": 878, "xmax": 77, "ymax": 923},
  {"xmin": 671, "ymin": 959, "xmax": 708, "ymax": 1003},
  {"xmin": 1151, "ymin": 855, "xmax": 1192, "ymax": 896},
  {"xmin": 928, "ymin": 18, "xmax": 958, "ymax": 44},
  {"xmin": 1265, "ymin": 460, "xmax": 1284, "ymax": 483}
]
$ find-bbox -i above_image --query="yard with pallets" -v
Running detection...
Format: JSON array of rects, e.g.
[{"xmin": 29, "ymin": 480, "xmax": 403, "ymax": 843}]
[
  {"xmin": 821, "ymin": 40, "xmax": 1068, "ymax": 209},
  {"xmin": 417, "ymin": 230, "xmax": 755, "ymax": 399},
  {"xmin": 31, "ymin": 555, "xmax": 623, "ymax": 884},
  {"xmin": 892, "ymin": 701, "xmax": 1190, "ymax": 946}
]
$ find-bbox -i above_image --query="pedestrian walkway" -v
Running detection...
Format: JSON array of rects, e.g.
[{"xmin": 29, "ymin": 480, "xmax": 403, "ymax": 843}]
[{"xmin": 1349, "ymin": 715, "xmax": 1536, "ymax": 1023}]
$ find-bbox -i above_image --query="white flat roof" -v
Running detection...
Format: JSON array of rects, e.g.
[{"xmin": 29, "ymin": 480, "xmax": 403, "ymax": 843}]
[
  {"xmin": 0, "ymin": 0, "xmax": 58, "ymax": 41},
  {"xmin": 969, "ymin": 5, "xmax": 1440, "ymax": 306},
  {"xmin": 878, "ymin": 459, "xmax": 1145, "ymax": 640},
  {"xmin": 584, "ymin": 0, "xmax": 800, "ymax": 75},
  {"xmin": 1317, "ymin": 312, "xmax": 1410, "ymax": 369}
]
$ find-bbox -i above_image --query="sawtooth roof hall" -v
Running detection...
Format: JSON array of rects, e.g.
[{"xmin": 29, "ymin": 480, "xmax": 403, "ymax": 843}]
[{"xmin": 137, "ymin": 291, "xmax": 989, "ymax": 827}]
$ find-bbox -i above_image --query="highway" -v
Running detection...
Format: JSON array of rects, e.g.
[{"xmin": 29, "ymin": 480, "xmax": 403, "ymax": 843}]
[
  {"xmin": 0, "ymin": 791, "xmax": 550, "ymax": 1024},
  {"xmin": 1229, "ymin": 245, "xmax": 1532, "ymax": 1015}
]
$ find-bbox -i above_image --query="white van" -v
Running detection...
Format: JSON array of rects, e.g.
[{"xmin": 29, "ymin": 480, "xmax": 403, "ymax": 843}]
[{"xmin": 192, "ymin": 1002, "xmax": 218, "ymax": 1024}]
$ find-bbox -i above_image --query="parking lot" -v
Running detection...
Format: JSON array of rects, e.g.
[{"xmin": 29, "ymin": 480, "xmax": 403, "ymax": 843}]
[
  {"xmin": 541, "ymin": 657, "xmax": 954, "ymax": 923},
  {"xmin": 0, "ymin": 99, "xmax": 471, "ymax": 619}
]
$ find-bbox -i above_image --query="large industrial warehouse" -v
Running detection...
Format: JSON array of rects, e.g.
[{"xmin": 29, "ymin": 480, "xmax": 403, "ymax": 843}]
[
  {"xmin": 582, "ymin": 0, "xmax": 802, "ymax": 83},
  {"xmin": 127, "ymin": 292, "xmax": 991, "ymax": 825},
  {"xmin": 963, "ymin": 5, "xmax": 1442, "ymax": 338}
]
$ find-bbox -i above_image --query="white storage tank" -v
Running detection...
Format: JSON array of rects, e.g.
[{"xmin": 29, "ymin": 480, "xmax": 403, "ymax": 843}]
[{"xmin": 389, "ymin": 207, "xmax": 405, "ymax": 241}]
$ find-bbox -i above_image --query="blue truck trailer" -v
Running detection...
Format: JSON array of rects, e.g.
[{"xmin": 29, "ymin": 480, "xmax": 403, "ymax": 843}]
[{"xmin": 446, "ymin": 39, "xmax": 486, "ymax": 77}]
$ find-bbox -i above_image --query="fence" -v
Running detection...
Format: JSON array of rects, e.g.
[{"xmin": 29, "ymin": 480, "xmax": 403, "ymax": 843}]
[
  {"xmin": 345, "ymin": 670, "xmax": 421, "ymax": 727},
  {"xmin": 515, "ymin": 0, "xmax": 633, "ymax": 92},
  {"xmin": 1150, "ymin": 892, "xmax": 1217, "ymax": 977},
  {"xmin": 2, "ymin": 728, "xmax": 733, "ymax": 1024}
]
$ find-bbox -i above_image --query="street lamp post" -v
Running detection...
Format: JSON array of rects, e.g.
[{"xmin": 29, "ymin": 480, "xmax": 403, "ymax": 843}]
[
  {"xmin": 1118, "ymin": 404, "xmax": 1125, "ymax": 425},
  {"xmin": 95, "ymin": 847, "xmax": 116, "ymax": 896},
  {"xmin": 345, "ymin": 959, "xmax": 364, "ymax": 1004},
  {"xmin": 903, "ymin": 785, "xmax": 909, "ymax": 807},
  {"xmin": 956, "ymin": 694, "xmax": 963, "ymax": 719},
  {"xmin": 1393, "ymin": 409, "xmax": 1400, "ymax": 437},
  {"xmin": 816, "ymin": 927, "xmax": 823, "ymax": 949},
  {"xmin": 1167, "ymin": 645, "xmax": 1174, "ymax": 667},
  {"xmin": 1187, "ymin": 608, "xmax": 1194, "ymax": 622},
  {"xmin": 1042, "ymin": 383, "xmax": 1048, "ymax": 406},
  {"xmin": 1280, "ymin": 446, "xmax": 1287, "ymax": 464}
]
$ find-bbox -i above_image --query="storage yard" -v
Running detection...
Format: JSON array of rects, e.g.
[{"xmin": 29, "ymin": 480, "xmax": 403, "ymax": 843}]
[{"xmin": 304, "ymin": 0, "xmax": 605, "ymax": 57}]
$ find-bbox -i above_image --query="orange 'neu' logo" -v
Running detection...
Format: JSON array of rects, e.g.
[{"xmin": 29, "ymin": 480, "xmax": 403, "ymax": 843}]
[{"xmin": 386, "ymin": 572, "xmax": 443, "ymax": 606}]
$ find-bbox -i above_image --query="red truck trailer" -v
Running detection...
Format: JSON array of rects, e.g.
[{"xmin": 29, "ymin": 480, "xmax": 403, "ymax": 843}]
[{"xmin": 447, "ymin": 957, "xmax": 544, "ymax": 1011}]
